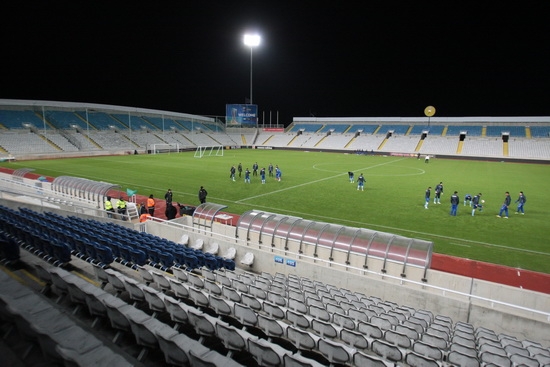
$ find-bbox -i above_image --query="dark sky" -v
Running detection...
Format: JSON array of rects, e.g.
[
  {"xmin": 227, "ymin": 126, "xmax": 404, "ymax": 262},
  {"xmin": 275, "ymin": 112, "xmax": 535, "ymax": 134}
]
[{"xmin": 3, "ymin": 1, "xmax": 549, "ymax": 125}]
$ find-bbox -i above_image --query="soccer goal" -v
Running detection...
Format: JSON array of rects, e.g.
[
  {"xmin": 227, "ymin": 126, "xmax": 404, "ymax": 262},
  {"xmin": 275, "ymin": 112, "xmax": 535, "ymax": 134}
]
[
  {"xmin": 149, "ymin": 143, "xmax": 180, "ymax": 154},
  {"xmin": 194, "ymin": 145, "xmax": 224, "ymax": 158}
]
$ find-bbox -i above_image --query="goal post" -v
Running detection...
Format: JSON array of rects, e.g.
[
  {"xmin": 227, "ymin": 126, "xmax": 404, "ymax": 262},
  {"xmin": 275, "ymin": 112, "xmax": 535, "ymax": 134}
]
[
  {"xmin": 194, "ymin": 145, "xmax": 224, "ymax": 158},
  {"xmin": 149, "ymin": 143, "xmax": 180, "ymax": 154}
]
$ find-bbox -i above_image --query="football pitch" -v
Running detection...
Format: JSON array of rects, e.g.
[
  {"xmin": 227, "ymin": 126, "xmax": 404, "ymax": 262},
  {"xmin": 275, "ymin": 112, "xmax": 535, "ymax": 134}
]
[{"xmin": 3, "ymin": 150, "xmax": 549, "ymax": 274}]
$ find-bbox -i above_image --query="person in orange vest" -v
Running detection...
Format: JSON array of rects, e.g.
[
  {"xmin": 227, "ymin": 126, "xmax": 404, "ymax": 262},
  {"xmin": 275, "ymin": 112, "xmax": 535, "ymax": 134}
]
[{"xmin": 146, "ymin": 194, "xmax": 155, "ymax": 216}]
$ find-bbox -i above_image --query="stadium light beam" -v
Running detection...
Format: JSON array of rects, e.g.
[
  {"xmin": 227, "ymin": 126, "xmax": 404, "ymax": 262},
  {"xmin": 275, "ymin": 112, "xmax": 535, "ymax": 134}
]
[{"xmin": 243, "ymin": 33, "xmax": 261, "ymax": 105}]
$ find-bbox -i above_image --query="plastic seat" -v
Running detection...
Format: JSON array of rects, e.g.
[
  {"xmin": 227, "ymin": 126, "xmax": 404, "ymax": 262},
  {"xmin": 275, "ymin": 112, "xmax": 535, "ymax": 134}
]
[
  {"xmin": 189, "ymin": 287, "xmax": 209, "ymax": 308},
  {"xmin": 240, "ymin": 252, "xmax": 254, "ymax": 266},
  {"xmin": 286, "ymin": 327, "xmax": 318, "ymax": 355},
  {"xmin": 372, "ymin": 339, "xmax": 404, "ymax": 363},
  {"xmin": 155, "ymin": 327, "xmax": 190, "ymax": 366},
  {"xmin": 191, "ymin": 238, "xmax": 204, "ymax": 251},
  {"xmin": 257, "ymin": 314, "xmax": 288, "ymax": 341},
  {"xmin": 215, "ymin": 321, "xmax": 253, "ymax": 357},
  {"xmin": 447, "ymin": 350, "xmax": 481, "ymax": 367},
  {"xmin": 286, "ymin": 309, "xmax": 312, "ymax": 329},
  {"xmin": 247, "ymin": 337, "xmax": 288, "ymax": 367},
  {"xmin": 150, "ymin": 271, "xmax": 171, "ymax": 293},
  {"xmin": 318, "ymin": 338, "xmax": 355, "ymax": 365},
  {"xmin": 353, "ymin": 350, "xmax": 393, "ymax": 367},
  {"xmin": 163, "ymin": 295, "xmax": 190, "ymax": 330},
  {"xmin": 405, "ymin": 351, "xmax": 442, "ymax": 367},
  {"xmin": 222, "ymin": 247, "xmax": 236, "ymax": 260},
  {"xmin": 234, "ymin": 303, "xmax": 258, "ymax": 328},
  {"xmin": 340, "ymin": 328, "xmax": 369, "ymax": 350},
  {"xmin": 208, "ymin": 294, "xmax": 234, "ymax": 317},
  {"xmin": 187, "ymin": 308, "xmax": 217, "ymax": 343},
  {"xmin": 142, "ymin": 286, "xmax": 166, "ymax": 317},
  {"xmin": 204, "ymin": 242, "xmax": 219, "ymax": 255}
]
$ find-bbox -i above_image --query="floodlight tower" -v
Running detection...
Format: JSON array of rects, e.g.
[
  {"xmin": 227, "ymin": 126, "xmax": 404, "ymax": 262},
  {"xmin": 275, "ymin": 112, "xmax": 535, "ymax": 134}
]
[{"xmin": 243, "ymin": 33, "xmax": 261, "ymax": 105}]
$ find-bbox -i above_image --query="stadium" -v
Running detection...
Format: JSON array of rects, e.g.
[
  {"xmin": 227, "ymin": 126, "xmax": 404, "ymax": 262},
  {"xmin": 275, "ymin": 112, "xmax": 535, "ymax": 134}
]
[{"xmin": 1, "ymin": 98, "xmax": 550, "ymax": 367}]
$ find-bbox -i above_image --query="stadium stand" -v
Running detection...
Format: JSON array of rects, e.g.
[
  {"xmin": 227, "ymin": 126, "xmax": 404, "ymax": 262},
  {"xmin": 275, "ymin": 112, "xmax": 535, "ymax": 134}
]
[{"xmin": 1, "ymin": 99, "xmax": 550, "ymax": 366}]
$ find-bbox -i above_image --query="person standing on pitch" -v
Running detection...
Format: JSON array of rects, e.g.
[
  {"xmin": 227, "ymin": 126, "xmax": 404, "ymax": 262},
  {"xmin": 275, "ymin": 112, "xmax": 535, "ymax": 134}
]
[
  {"xmin": 434, "ymin": 182, "xmax": 444, "ymax": 204},
  {"xmin": 450, "ymin": 191, "xmax": 459, "ymax": 216},
  {"xmin": 357, "ymin": 174, "xmax": 365, "ymax": 191},
  {"xmin": 464, "ymin": 193, "xmax": 472, "ymax": 206},
  {"xmin": 244, "ymin": 168, "xmax": 251, "ymax": 183},
  {"xmin": 348, "ymin": 171, "xmax": 355, "ymax": 183},
  {"xmin": 515, "ymin": 191, "xmax": 526, "ymax": 215},
  {"xmin": 471, "ymin": 193, "xmax": 483, "ymax": 216},
  {"xmin": 230, "ymin": 165, "xmax": 236, "ymax": 181},
  {"xmin": 198, "ymin": 186, "xmax": 208, "ymax": 204},
  {"xmin": 238, "ymin": 163, "xmax": 243, "ymax": 178},
  {"xmin": 497, "ymin": 191, "xmax": 511, "ymax": 218},
  {"xmin": 260, "ymin": 167, "xmax": 266, "ymax": 184},
  {"xmin": 424, "ymin": 187, "xmax": 431, "ymax": 209}
]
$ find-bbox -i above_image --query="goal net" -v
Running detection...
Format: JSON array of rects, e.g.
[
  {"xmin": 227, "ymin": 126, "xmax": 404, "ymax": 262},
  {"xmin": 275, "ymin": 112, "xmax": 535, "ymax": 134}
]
[
  {"xmin": 194, "ymin": 145, "xmax": 224, "ymax": 158},
  {"xmin": 149, "ymin": 143, "xmax": 180, "ymax": 154}
]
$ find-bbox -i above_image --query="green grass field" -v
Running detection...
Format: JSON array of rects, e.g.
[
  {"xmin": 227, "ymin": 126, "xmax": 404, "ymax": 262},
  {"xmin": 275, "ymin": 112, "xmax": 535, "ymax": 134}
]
[{"xmin": 2, "ymin": 150, "xmax": 549, "ymax": 273}]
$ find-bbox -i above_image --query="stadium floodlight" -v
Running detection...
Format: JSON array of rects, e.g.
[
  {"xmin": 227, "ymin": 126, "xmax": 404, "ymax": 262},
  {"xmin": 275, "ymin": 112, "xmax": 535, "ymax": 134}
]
[{"xmin": 243, "ymin": 33, "xmax": 261, "ymax": 105}]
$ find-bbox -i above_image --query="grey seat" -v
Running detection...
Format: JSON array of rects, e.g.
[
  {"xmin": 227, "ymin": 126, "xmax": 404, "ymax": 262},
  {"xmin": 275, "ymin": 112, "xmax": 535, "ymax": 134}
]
[
  {"xmin": 405, "ymin": 351, "xmax": 442, "ymax": 367},
  {"xmin": 104, "ymin": 268, "xmax": 127, "ymax": 296},
  {"xmin": 150, "ymin": 271, "xmax": 172, "ymax": 293},
  {"xmin": 204, "ymin": 278, "xmax": 222, "ymax": 295},
  {"xmin": 385, "ymin": 329, "xmax": 412, "ymax": 349},
  {"xmin": 123, "ymin": 277, "xmax": 147, "ymax": 306},
  {"xmin": 241, "ymin": 292, "xmax": 263, "ymax": 311},
  {"xmin": 247, "ymin": 336, "xmax": 288, "ymax": 367},
  {"xmin": 286, "ymin": 325, "xmax": 319, "ymax": 353},
  {"xmin": 171, "ymin": 267, "xmax": 189, "ymax": 282},
  {"xmin": 283, "ymin": 353, "xmax": 326, "ymax": 367},
  {"xmin": 479, "ymin": 350, "xmax": 511, "ymax": 367},
  {"xmin": 257, "ymin": 314, "xmax": 288, "ymax": 341},
  {"xmin": 412, "ymin": 340, "xmax": 444, "ymax": 361},
  {"xmin": 372, "ymin": 339, "xmax": 404, "ymax": 363},
  {"xmin": 234, "ymin": 302, "xmax": 258, "ymax": 328},
  {"xmin": 187, "ymin": 271, "xmax": 205, "ymax": 289},
  {"xmin": 262, "ymin": 300, "xmax": 285, "ymax": 319},
  {"xmin": 56, "ymin": 344, "xmax": 133, "ymax": 367},
  {"xmin": 187, "ymin": 308, "xmax": 217, "ymax": 343},
  {"xmin": 142, "ymin": 285, "xmax": 166, "ymax": 317},
  {"xmin": 168, "ymin": 278, "xmax": 190, "ymax": 299},
  {"xmin": 318, "ymin": 338, "xmax": 354, "ymax": 365},
  {"xmin": 447, "ymin": 350, "xmax": 480, "ymax": 367},
  {"xmin": 102, "ymin": 295, "xmax": 135, "ymax": 343},
  {"xmin": 353, "ymin": 350, "xmax": 393, "ymax": 367},
  {"xmin": 286, "ymin": 309, "xmax": 312, "ymax": 329},
  {"xmin": 208, "ymin": 294, "xmax": 234, "ymax": 317},
  {"xmin": 222, "ymin": 285, "xmax": 241, "ymax": 302},
  {"xmin": 136, "ymin": 264, "xmax": 154, "ymax": 285},
  {"xmin": 311, "ymin": 318, "xmax": 340, "ymax": 339},
  {"xmin": 308, "ymin": 304, "xmax": 330, "ymax": 322},
  {"xmin": 332, "ymin": 312, "xmax": 356, "ymax": 330},
  {"xmin": 340, "ymin": 328, "xmax": 369, "ymax": 350},
  {"xmin": 189, "ymin": 286, "xmax": 210, "ymax": 308},
  {"xmin": 155, "ymin": 327, "xmax": 191, "ymax": 366},
  {"xmin": 215, "ymin": 321, "xmax": 253, "ymax": 357},
  {"xmin": 163, "ymin": 295, "xmax": 189, "ymax": 329}
]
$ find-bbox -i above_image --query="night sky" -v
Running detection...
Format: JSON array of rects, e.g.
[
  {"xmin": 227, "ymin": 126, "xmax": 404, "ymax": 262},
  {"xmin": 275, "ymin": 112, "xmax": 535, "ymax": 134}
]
[{"xmin": 3, "ymin": 2, "xmax": 549, "ymax": 125}]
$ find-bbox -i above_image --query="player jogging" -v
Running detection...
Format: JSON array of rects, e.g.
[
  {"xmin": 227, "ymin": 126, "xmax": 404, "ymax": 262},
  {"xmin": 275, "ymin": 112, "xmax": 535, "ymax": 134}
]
[{"xmin": 471, "ymin": 193, "xmax": 483, "ymax": 216}]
